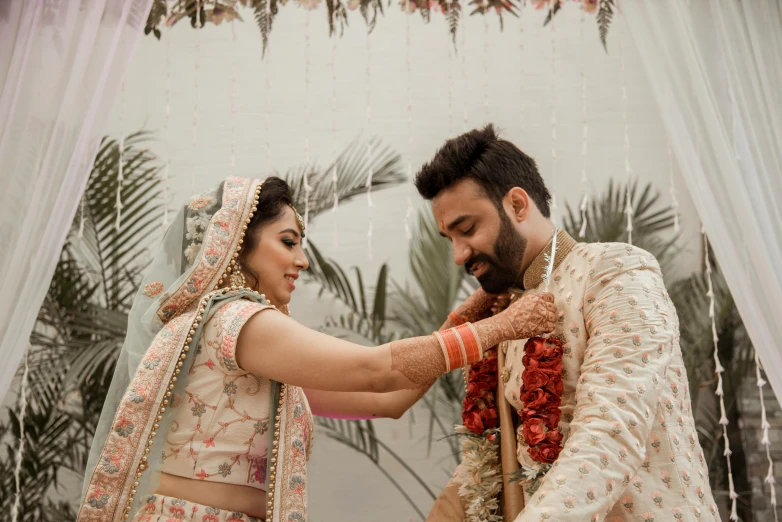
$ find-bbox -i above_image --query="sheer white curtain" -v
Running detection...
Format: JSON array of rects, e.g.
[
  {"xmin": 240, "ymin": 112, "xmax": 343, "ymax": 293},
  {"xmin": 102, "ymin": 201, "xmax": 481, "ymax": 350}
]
[
  {"xmin": 623, "ymin": 1, "xmax": 782, "ymax": 396},
  {"xmin": 0, "ymin": 0, "xmax": 153, "ymax": 402}
]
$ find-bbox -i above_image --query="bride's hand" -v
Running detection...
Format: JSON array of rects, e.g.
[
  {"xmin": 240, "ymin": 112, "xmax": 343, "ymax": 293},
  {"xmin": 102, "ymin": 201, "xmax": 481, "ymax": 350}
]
[
  {"xmin": 452, "ymin": 288, "xmax": 509, "ymax": 323},
  {"xmin": 497, "ymin": 292, "xmax": 557, "ymax": 340},
  {"xmin": 473, "ymin": 293, "xmax": 557, "ymax": 347}
]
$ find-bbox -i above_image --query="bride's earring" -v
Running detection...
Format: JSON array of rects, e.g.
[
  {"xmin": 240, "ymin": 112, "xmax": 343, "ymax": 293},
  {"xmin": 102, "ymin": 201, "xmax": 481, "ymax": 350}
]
[{"xmin": 229, "ymin": 261, "xmax": 248, "ymax": 289}]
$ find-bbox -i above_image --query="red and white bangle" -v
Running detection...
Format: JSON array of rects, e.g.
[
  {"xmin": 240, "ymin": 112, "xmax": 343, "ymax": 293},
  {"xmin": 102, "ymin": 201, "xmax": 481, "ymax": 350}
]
[
  {"xmin": 447, "ymin": 311, "xmax": 467, "ymax": 326},
  {"xmin": 433, "ymin": 322, "xmax": 484, "ymax": 372}
]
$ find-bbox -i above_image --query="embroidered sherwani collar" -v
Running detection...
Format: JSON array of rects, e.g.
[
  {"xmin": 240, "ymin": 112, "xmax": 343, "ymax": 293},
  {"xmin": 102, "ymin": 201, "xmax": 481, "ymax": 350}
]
[{"xmin": 522, "ymin": 229, "xmax": 578, "ymax": 290}]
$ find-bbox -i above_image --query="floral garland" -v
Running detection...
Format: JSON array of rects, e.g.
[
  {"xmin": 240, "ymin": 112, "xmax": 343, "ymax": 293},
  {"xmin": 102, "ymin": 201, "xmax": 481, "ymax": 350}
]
[
  {"xmin": 456, "ymin": 348, "xmax": 502, "ymax": 522},
  {"xmin": 144, "ymin": 0, "xmax": 614, "ymax": 53},
  {"xmin": 518, "ymin": 336, "xmax": 564, "ymax": 465}
]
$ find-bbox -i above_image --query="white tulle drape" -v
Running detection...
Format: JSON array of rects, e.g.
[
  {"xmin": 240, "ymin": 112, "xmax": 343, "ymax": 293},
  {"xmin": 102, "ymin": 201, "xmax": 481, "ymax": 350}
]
[
  {"xmin": 0, "ymin": 0, "xmax": 153, "ymax": 403},
  {"xmin": 623, "ymin": 0, "xmax": 782, "ymax": 398}
]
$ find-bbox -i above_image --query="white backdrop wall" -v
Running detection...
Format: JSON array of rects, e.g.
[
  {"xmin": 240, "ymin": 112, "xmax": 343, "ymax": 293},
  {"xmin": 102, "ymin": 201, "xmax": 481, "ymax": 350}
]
[{"xmin": 101, "ymin": 6, "xmax": 701, "ymax": 520}]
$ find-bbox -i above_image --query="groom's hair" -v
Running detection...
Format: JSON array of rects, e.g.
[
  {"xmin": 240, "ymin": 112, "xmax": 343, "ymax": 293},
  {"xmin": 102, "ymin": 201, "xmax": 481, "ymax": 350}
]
[{"xmin": 415, "ymin": 124, "xmax": 551, "ymax": 218}]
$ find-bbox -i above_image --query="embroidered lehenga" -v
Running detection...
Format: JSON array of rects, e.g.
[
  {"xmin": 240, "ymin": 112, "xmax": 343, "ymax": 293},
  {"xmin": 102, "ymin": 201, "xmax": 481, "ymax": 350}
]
[{"xmin": 78, "ymin": 177, "xmax": 313, "ymax": 522}]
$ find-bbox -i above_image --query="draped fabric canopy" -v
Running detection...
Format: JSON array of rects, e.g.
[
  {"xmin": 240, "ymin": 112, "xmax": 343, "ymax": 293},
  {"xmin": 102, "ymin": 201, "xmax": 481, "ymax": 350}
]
[
  {"xmin": 0, "ymin": 0, "xmax": 154, "ymax": 403},
  {"xmin": 623, "ymin": 0, "xmax": 782, "ymax": 397}
]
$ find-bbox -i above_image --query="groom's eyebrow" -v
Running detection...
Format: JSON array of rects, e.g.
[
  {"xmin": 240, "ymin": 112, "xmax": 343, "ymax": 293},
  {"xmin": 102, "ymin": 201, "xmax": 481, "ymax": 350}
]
[{"xmin": 439, "ymin": 215, "xmax": 470, "ymax": 237}]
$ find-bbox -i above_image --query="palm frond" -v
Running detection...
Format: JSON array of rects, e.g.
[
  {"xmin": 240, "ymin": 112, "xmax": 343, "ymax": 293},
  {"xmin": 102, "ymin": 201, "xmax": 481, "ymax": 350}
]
[
  {"xmin": 282, "ymin": 136, "xmax": 405, "ymax": 221},
  {"xmin": 562, "ymin": 179, "xmax": 681, "ymax": 272},
  {"xmin": 80, "ymin": 132, "xmax": 164, "ymax": 310},
  {"xmin": 390, "ymin": 208, "xmax": 465, "ymax": 336}
]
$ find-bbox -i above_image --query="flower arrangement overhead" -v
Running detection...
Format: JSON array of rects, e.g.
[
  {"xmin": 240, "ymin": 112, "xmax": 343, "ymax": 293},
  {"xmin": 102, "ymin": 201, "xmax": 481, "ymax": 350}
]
[{"xmin": 144, "ymin": 0, "xmax": 614, "ymax": 52}]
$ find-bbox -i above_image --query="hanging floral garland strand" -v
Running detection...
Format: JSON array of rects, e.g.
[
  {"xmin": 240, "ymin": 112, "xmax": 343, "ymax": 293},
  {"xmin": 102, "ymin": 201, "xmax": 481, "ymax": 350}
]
[
  {"xmin": 578, "ymin": 11, "xmax": 589, "ymax": 238},
  {"xmin": 192, "ymin": 0, "xmax": 201, "ymax": 195},
  {"xmin": 754, "ymin": 351, "xmax": 779, "ymax": 520},
  {"xmin": 116, "ymin": 81, "xmax": 125, "ymax": 230},
  {"xmin": 365, "ymin": 27, "xmax": 374, "ymax": 260},
  {"xmin": 461, "ymin": 10, "xmax": 468, "ymax": 132},
  {"xmin": 519, "ymin": 2, "xmax": 525, "ymax": 135},
  {"xmin": 549, "ymin": 11, "xmax": 557, "ymax": 220},
  {"xmin": 620, "ymin": 31, "xmax": 633, "ymax": 244},
  {"xmin": 9, "ymin": 346, "xmax": 29, "ymax": 522},
  {"xmin": 230, "ymin": 19, "xmax": 237, "ymax": 176},
  {"xmin": 162, "ymin": 0, "xmax": 172, "ymax": 226},
  {"xmin": 303, "ymin": 10, "xmax": 312, "ymax": 246},
  {"xmin": 264, "ymin": 0, "xmax": 271, "ymax": 177},
  {"xmin": 404, "ymin": 10, "xmax": 414, "ymax": 240},
  {"xmin": 703, "ymin": 229, "xmax": 738, "ymax": 521},
  {"xmin": 330, "ymin": 8, "xmax": 339, "ymax": 247},
  {"xmin": 667, "ymin": 137, "xmax": 680, "ymax": 233}
]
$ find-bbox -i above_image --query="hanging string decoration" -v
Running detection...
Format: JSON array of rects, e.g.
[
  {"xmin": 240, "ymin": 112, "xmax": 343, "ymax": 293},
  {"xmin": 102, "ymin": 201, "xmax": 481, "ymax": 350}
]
[
  {"xmin": 162, "ymin": 0, "xmax": 172, "ymax": 226},
  {"xmin": 549, "ymin": 12, "xmax": 558, "ymax": 220},
  {"xmin": 230, "ymin": 19, "xmax": 237, "ymax": 175},
  {"xmin": 702, "ymin": 229, "xmax": 738, "ymax": 521},
  {"xmin": 483, "ymin": 11, "xmax": 489, "ymax": 121},
  {"xmin": 519, "ymin": 3, "xmax": 525, "ymax": 135},
  {"xmin": 365, "ymin": 27, "xmax": 374, "ymax": 260},
  {"xmin": 404, "ymin": 11, "xmax": 414, "ymax": 241},
  {"xmin": 578, "ymin": 12, "xmax": 589, "ymax": 238},
  {"xmin": 78, "ymin": 197, "xmax": 86, "ymax": 239},
  {"xmin": 264, "ymin": 0, "xmax": 272, "ymax": 177},
  {"xmin": 330, "ymin": 8, "xmax": 340, "ymax": 248},
  {"xmin": 116, "ymin": 81, "xmax": 125, "ymax": 231},
  {"xmin": 303, "ymin": 10, "xmax": 312, "ymax": 245},
  {"xmin": 10, "ymin": 346, "xmax": 30, "ymax": 522},
  {"xmin": 461, "ymin": 11, "xmax": 468, "ymax": 132},
  {"xmin": 667, "ymin": 137, "xmax": 680, "ymax": 233},
  {"xmin": 619, "ymin": 32, "xmax": 633, "ymax": 244},
  {"xmin": 191, "ymin": 0, "xmax": 202, "ymax": 196},
  {"xmin": 754, "ymin": 351, "xmax": 779, "ymax": 520}
]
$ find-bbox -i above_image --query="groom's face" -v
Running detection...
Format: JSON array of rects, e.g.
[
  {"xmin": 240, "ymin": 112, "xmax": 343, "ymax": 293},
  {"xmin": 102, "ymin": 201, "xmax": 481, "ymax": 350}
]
[{"xmin": 433, "ymin": 179, "xmax": 527, "ymax": 294}]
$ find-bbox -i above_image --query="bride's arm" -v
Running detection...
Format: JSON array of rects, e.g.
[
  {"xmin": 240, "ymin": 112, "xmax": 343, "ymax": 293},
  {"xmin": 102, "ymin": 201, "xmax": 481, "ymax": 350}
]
[
  {"xmin": 302, "ymin": 290, "xmax": 513, "ymax": 419},
  {"xmin": 236, "ymin": 292, "xmax": 555, "ymax": 395},
  {"xmin": 237, "ymin": 310, "xmax": 440, "ymax": 393}
]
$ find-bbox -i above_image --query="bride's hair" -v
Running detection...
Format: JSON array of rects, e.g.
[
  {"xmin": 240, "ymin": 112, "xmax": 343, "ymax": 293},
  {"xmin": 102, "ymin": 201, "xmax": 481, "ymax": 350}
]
[{"xmin": 238, "ymin": 176, "xmax": 295, "ymax": 289}]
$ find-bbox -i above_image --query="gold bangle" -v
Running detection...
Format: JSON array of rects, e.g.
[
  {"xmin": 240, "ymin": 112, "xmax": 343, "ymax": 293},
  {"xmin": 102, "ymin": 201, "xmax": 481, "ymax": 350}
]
[{"xmin": 433, "ymin": 331, "xmax": 451, "ymax": 373}]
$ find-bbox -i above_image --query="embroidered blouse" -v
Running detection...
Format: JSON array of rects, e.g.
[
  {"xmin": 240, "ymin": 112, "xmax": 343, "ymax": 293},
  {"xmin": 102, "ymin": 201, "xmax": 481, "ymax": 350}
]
[{"xmin": 161, "ymin": 298, "xmax": 311, "ymax": 490}]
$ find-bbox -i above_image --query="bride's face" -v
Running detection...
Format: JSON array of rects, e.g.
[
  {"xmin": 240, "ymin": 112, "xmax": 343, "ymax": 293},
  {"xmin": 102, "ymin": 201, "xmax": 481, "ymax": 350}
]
[{"xmin": 243, "ymin": 206, "xmax": 308, "ymax": 308}]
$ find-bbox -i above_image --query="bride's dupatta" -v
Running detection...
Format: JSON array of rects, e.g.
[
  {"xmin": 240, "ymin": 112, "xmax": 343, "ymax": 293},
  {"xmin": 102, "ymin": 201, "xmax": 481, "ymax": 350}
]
[{"xmin": 78, "ymin": 177, "xmax": 312, "ymax": 522}]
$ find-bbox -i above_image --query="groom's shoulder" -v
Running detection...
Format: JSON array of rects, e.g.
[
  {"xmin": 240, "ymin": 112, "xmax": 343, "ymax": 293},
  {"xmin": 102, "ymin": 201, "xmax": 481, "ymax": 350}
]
[{"xmin": 574, "ymin": 241, "xmax": 661, "ymax": 273}]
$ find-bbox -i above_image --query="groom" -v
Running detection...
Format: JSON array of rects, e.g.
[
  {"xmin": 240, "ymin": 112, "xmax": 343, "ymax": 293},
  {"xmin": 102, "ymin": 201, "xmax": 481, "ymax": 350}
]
[{"xmin": 416, "ymin": 125, "xmax": 718, "ymax": 521}]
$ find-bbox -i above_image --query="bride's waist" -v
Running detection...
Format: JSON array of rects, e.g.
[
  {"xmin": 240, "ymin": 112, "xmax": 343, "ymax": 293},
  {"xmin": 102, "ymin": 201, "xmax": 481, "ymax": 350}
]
[{"xmin": 156, "ymin": 472, "xmax": 267, "ymax": 519}]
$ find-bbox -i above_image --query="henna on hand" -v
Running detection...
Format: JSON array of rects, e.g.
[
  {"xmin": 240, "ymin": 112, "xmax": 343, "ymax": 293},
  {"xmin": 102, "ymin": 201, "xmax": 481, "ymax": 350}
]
[
  {"xmin": 452, "ymin": 288, "xmax": 503, "ymax": 323},
  {"xmin": 390, "ymin": 336, "xmax": 447, "ymax": 387},
  {"xmin": 473, "ymin": 292, "xmax": 557, "ymax": 348}
]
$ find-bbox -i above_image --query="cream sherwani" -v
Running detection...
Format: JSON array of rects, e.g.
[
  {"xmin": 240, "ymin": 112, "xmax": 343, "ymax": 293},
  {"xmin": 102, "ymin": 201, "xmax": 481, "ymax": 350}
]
[{"xmin": 499, "ymin": 231, "xmax": 719, "ymax": 522}]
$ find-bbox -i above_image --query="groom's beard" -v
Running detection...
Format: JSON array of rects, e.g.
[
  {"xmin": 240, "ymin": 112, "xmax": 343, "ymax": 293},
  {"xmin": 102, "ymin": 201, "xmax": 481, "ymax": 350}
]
[{"xmin": 466, "ymin": 213, "xmax": 527, "ymax": 295}]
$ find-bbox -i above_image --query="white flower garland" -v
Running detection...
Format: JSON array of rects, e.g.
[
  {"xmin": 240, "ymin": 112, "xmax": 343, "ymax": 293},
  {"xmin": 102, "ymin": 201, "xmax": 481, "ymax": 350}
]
[
  {"xmin": 455, "ymin": 426, "xmax": 503, "ymax": 522},
  {"xmin": 183, "ymin": 187, "xmax": 219, "ymax": 266}
]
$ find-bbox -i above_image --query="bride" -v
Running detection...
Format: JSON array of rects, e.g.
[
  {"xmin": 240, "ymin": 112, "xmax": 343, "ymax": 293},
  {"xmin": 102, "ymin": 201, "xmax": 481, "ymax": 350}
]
[{"xmin": 77, "ymin": 176, "xmax": 555, "ymax": 522}]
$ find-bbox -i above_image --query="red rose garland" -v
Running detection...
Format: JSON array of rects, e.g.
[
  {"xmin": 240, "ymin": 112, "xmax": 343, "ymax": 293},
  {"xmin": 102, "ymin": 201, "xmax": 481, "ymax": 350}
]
[
  {"xmin": 519, "ymin": 337, "xmax": 565, "ymax": 464},
  {"xmin": 462, "ymin": 348, "xmax": 499, "ymax": 435}
]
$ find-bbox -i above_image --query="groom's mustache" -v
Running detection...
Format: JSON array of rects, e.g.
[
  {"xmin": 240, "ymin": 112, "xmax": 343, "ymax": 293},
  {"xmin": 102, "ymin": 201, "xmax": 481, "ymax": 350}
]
[{"xmin": 465, "ymin": 253, "xmax": 496, "ymax": 276}]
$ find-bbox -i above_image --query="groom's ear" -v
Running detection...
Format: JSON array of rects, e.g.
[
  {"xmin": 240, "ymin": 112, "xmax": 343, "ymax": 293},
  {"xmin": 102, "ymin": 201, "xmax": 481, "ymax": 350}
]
[{"xmin": 506, "ymin": 187, "xmax": 530, "ymax": 223}]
